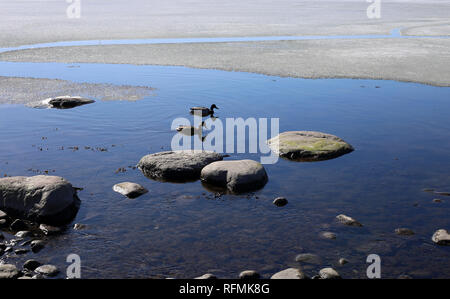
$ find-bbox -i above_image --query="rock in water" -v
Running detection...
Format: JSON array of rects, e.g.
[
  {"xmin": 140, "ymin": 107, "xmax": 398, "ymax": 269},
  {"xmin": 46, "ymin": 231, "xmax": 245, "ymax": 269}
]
[
  {"xmin": 46, "ymin": 96, "xmax": 95, "ymax": 109},
  {"xmin": 113, "ymin": 182, "xmax": 148, "ymax": 198},
  {"xmin": 138, "ymin": 150, "xmax": 223, "ymax": 182},
  {"xmin": 395, "ymin": 228, "xmax": 415, "ymax": 236},
  {"xmin": 200, "ymin": 160, "xmax": 268, "ymax": 193},
  {"xmin": 319, "ymin": 268, "xmax": 341, "ymax": 279},
  {"xmin": 239, "ymin": 270, "xmax": 260, "ymax": 279},
  {"xmin": 0, "ymin": 175, "xmax": 80, "ymax": 225},
  {"xmin": 194, "ymin": 273, "xmax": 217, "ymax": 279},
  {"xmin": 267, "ymin": 131, "xmax": 353, "ymax": 161},
  {"xmin": 35, "ymin": 265, "xmax": 59, "ymax": 277},
  {"xmin": 23, "ymin": 260, "xmax": 42, "ymax": 271},
  {"xmin": 432, "ymin": 229, "xmax": 450, "ymax": 245},
  {"xmin": 295, "ymin": 253, "xmax": 321, "ymax": 264},
  {"xmin": 0, "ymin": 264, "xmax": 20, "ymax": 279},
  {"xmin": 336, "ymin": 214, "xmax": 363, "ymax": 227},
  {"xmin": 273, "ymin": 197, "xmax": 288, "ymax": 207},
  {"xmin": 271, "ymin": 268, "xmax": 308, "ymax": 279}
]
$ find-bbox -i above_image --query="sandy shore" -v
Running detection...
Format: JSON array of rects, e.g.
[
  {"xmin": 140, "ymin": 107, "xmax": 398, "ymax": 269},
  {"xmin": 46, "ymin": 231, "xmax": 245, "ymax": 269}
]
[{"xmin": 0, "ymin": 0, "xmax": 449, "ymax": 102}]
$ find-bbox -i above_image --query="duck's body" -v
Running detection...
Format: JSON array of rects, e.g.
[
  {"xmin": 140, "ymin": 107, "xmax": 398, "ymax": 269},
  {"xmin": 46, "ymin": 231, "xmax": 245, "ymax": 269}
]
[
  {"xmin": 190, "ymin": 104, "xmax": 218, "ymax": 117},
  {"xmin": 176, "ymin": 121, "xmax": 206, "ymax": 136}
]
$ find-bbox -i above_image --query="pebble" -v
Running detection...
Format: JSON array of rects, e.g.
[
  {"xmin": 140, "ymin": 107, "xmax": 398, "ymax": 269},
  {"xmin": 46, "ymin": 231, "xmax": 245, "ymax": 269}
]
[
  {"xmin": 73, "ymin": 223, "xmax": 87, "ymax": 230},
  {"xmin": 0, "ymin": 209, "xmax": 6, "ymax": 219},
  {"xmin": 321, "ymin": 232, "xmax": 337, "ymax": 240},
  {"xmin": 433, "ymin": 199, "xmax": 443, "ymax": 203},
  {"xmin": 273, "ymin": 197, "xmax": 288, "ymax": 207},
  {"xmin": 336, "ymin": 214, "xmax": 362, "ymax": 227},
  {"xmin": 39, "ymin": 224, "xmax": 62, "ymax": 235},
  {"xmin": 35, "ymin": 264, "xmax": 59, "ymax": 277},
  {"xmin": 271, "ymin": 268, "xmax": 308, "ymax": 279},
  {"xmin": 295, "ymin": 253, "xmax": 321, "ymax": 264},
  {"xmin": 30, "ymin": 240, "xmax": 45, "ymax": 253},
  {"xmin": 395, "ymin": 228, "xmax": 415, "ymax": 236},
  {"xmin": 319, "ymin": 268, "xmax": 341, "ymax": 279},
  {"xmin": 239, "ymin": 270, "xmax": 260, "ymax": 279},
  {"xmin": 338, "ymin": 258, "xmax": 349, "ymax": 265}
]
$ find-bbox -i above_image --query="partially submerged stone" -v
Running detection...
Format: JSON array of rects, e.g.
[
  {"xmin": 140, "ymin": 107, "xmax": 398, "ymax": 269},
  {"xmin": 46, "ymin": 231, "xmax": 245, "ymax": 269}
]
[
  {"xmin": 0, "ymin": 264, "xmax": 20, "ymax": 279},
  {"xmin": 45, "ymin": 95, "xmax": 95, "ymax": 109},
  {"xmin": 395, "ymin": 228, "xmax": 415, "ymax": 236},
  {"xmin": 336, "ymin": 214, "xmax": 363, "ymax": 227},
  {"xmin": 271, "ymin": 268, "xmax": 308, "ymax": 279},
  {"xmin": 138, "ymin": 150, "xmax": 223, "ymax": 182},
  {"xmin": 319, "ymin": 268, "xmax": 341, "ymax": 279},
  {"xmin": 239, "ymin": 270, "xmax": 260, "ymax": 279},
  {"xmin": 432, "ymin": 229, "xmax": 450, "ymax": 245},
  {"xmin": 200, "ymin": 160, "xmax": 268, "ymax": 193},
  {"xmin": 273, "ymin": 197, "xmax": 288, "ymax": 207},
  {"xmin": 267, "ymin": 131, "xmax": 354, "ymax": 161},
  {"xmin": 35, "ymin": 264, "xmax": 59, "ymax": 277},
  {"xmin": 0, "ymin": 176, "xmax": 80, "ymax": 225},
  {"xmin": 113, "ymin": 182, "xmax": 148, "ymax": 198},
  {"xmin": 295, "ymin": 253, "xmax": 321, "ymax": 264},
  {"xmin": 194, "ymin": 273, "xmax": 217, "ymax": 279}
]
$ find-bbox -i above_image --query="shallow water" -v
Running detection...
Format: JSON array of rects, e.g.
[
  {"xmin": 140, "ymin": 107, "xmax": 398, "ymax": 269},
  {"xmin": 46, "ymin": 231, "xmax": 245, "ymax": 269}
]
[{"xmin": 0, "ymin": 61, "xmax": 449, "ymax": 278}]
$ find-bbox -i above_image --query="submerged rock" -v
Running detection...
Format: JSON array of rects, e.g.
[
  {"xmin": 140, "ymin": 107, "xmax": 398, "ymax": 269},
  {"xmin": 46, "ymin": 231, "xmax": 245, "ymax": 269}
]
[
  {"xmin": 138, "ymin": 150, "xmax": 223, "ymax": 182},
  {"xmin": 395, "ymin": 228, "xmax": 415, "ymax": 236},
  {"xmin": 338, "ymin": 258, "xmax": 349, "ymax": 265},
  {"xmin": 319, "ymin": 268, "xmax": 341, "ymax": 279},
  {"xmin": 39, "ymin": 224, "xmax": 62, "ymax": 235},
  {"xmin": 0, "ymin": 209, "xmax": 6, "ymax": 219},
  {"xmin": 0, "ymin": 264, "xmax": 20, "ymax": 279},
  {"xmin": 271, "ymin": 268, "xmax": 308, "ymax": 279},
  {"xmin": 321, "ymin": 232, "xmax": 337, "ymax": 240},
  {"xmin": 0, "ymin": 176, "xmax": 80, "ymax": 225},
  {"xmin": 113, "ymin": 182, "xmax": 148, "ymax": 198},
  {"xmin": 432, "ymin": 229, "xmax": 450, "ymax": 245},
  {"xmin": 295, "ymin": 253, "xmax": 321, "ymax": 264},
  {"xmin": 273, "ymin": 197, "xmax": 288, "ymax": 207},
  {"xmin": 336, "ymin": 214, "xmax": 363, "ymax": 227},
  {"xmin": 267, "ymin": 131, "xmax": 354, "ymax": 161},
  {"xmin": 194, "ymin": 273, "xmax": 217, "ymax": 279},
  {"xmin": 46, "ymin": 96, "xmax": 95, "ymax": 109},
  {"xmin": 200, "ymin": 160, "xmax": 268, "ymax": 193}
]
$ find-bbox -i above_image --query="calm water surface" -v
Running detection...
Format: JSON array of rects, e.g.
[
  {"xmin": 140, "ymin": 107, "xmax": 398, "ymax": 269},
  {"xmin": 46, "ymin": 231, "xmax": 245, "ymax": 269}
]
[{"xmin": 0, "ymin": 62, "xmax": 449, "ymax": 278}]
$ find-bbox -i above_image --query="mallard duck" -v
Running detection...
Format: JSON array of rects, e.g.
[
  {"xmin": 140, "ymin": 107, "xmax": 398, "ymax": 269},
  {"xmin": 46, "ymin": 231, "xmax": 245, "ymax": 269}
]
[
  {"xmin": 176, "ymin": 121, "xmax": 207, "ymax": 135},
  {"xmin": 190, "ymin": 104, "xmax": 218, "ymax": 116}
]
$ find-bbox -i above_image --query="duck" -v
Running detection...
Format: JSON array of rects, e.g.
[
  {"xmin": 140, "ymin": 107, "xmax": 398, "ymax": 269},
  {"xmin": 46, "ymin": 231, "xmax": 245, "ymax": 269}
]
[
  {"xmin": 176, "ymin": 121, "xmax": 207, "ymax": 136},
  {"xmin": 190, "ymin": 104, "xmax": 218, "ymax": 117}
]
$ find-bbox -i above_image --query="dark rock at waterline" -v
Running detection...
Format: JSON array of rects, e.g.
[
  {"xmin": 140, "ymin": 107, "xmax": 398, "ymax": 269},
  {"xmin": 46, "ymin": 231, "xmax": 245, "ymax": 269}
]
[
  {"xmin": 73, "ymin": 223, "xmax": 87, "ymax": 230},
  {"xmin": 432, "ymin": 229, "xmax": 450, "ymax": 245},
  {"xmin": 30, "ymin": 240, "xmax": 45, "ymax": 253},
  {"xmin": 138, "ymin": 150, "xmax": 223, "ymax": 182},
  {"xmin": 267, "ymin": 131, "xmax": 353, "ymax": 161},
  {"xmin": 200, "ymin": 160, "xmax": 268, "ymax": 193},
  {"xmin": 395, "ymin": 228, "xmax": 415, "ymax": 236},
  {"xmin": 271, "ymin": 268, "xmax": 308, "ymax": 279},
  {"xmin": 320, "ymin": 231, "xmax": 337, "ymax": 240},
  {"xmin": 295, "ymin": 253, "xmax": 321, "ymax": 264},
  {"xmin": 113, "ymin": 182, "xmax": 148, "ymax": 198},
  {"xmin": 0, "ymin": 175, "xmax": 80, "ymax": 225},
  {"xmin": 10, "ymin": 219, "xmax": 28, "ymax": 231},
  {"xmin": 39, "ymin": 224, "xmax": 62, "ymax": 235},
  {"xmin": 239, "ymin": 270, "xmax": 260, "ymax": 279},
  {"xmin": 336, "ymin": 214, "xmax": 363, "ymax": 227},
  {"xmin": 0, "ymin": 264, "xmax": 20, "ymax": 279},
  {"xmin": 15, "ymin": 231, "xmax": 31, "ymax": 238},
  {"xmin": 0, "ymin": 219, "xmax": 7, "ymax": 227},
  {"xmin": 23, "ymin": 260, "xmax": 42, "ymax": 271},
  {"xmin": 273, "ymin": 197, "xmax": 288, "ymax": 207},
  {"xmin": 47, "ymin": 96, "xmax": 95, "ymax": 109},
  {"xmin": 35, "ymin": 264, "xmax": 59, "ymax": 277},
  {"xmin": 0, "ymin": 209, "xmax": 6, "ymax": 219}
]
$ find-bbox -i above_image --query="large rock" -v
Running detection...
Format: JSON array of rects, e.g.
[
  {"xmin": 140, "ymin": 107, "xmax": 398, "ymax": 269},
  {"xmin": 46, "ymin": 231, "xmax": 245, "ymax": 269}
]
[
  {"xmin": 432, "ymin": 229, "xmax": 450, "ymax": 245},
  {"xmin": 267, "ymin": 131, "xmax": 354, "ymax": 161},
  {"xmin": 0, "ymin": 176, "xmax": 80, "ymax": 225},
  {"xmin": 200, "ymin": 160, "xmax": 268, "ymax": 193},
  {"xmin": 45, "ymin": 96, "xmax": 95, "ymax": 109},
  {"xmin": 0, "ymin": 264, "xmax": 20, "ymax": 279},
  {"xmin": 271, "ymin": 268, "xmax": 308, "ymax": 279},
  {"xmin": 137, "ymin": 150, "xmax": 223, "ymax": 182}
]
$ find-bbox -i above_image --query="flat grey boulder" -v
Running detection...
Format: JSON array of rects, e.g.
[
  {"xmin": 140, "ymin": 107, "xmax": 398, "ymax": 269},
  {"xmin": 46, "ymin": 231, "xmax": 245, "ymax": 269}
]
[
  {"xmin": 113, "ymin": 182, "xmax": 148, "ymax": 198},
  {"xmin": 267, "ymin": 131, "xmax": 354, "ymax": 161},
  {"xmin": 0, "ymin": 264, "xmax": 20, "ymax": 279},
  {"xmin": 0, "ymin": 175, "xmax": 80, "ymax": 225},
  {"xmin": 137, "ymin": 150, "xmax": 223, "ymax": 182},
  {"xmin": 45, "ymin": 96, "xmax": 95, "ymax": 109},
  {"xmin": 432, "ymin": 229, "xmax": 450, "ymax": 245},
  {"xmin": 271, "ymin": 268, "xmax": 308, "ymax": 279},
  {"xmin": 200, "ymin": 160, "xmax": 268, "ymax": 193}
]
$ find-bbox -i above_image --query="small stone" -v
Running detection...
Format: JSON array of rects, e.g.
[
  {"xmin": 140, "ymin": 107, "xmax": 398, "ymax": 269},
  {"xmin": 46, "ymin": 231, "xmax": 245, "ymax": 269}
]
[
  {"xmin": 15, "ymin": 231, "xmax": 31, "ymax": 238},
  {"xmin": 271, "ymin": 268, "xmax": 308, "ymax": 279},
  {"xmin": 73, "ymin": 223, "xmax": 87, "ymax": 230},
  {"xmin": 30, "ymin": 240, "xmax": 45, "ymax": 253},
  {"xmin": 295, "ymin": 253, "xmax": 321, "ymax": 264},
  {"xmin": 338, "ymin": 258, "xmax": 349, "ymax": 265},
  {"xmin": 15, "ymin": 248, "xmax": 30, "ymax": 254},
  {"xmin": 113, "ymin": 182, "xmax": 148, "ymax": 198},
  {"xmin": 395, "ymin": 228, "xmax": 415, "ymax": 236},
  {"xmin": 23, "ymin": 259, "xmax": 42, "ymax": 271},
  {"xmin": 10, "ymin": 219, "xmax": 28, "ymax": 231},
  {"xmin": 433, "ymin": 199, "xmax": 443, "ymax": 203},
  {"xmin": 0, "ymin": 209, "xmax": 6, "ymax": 219},
  {"xmin": 47, "ymin": 96, "xmax": 95, "ymax": 109},
  {"xmin": 194, "ymin": 273, "xmax": 217, "ymax": 279},
  {"xmin": 239, "ymin": 270, "xmax": 260, "ymax": 279},
  {"xmin": 432, "ymin": 229, "xmax": 450, "ymax": 245},
  {"xmin": 0, "ymin": 264, "xmax": 20, "ymax": 279},
  {"xmin": 39, "ymin": 223, "xmax": 62, "ymax": 235},
  {"xmin": 336, "ymin": 214, "xmax": 362, "ymax": 227},
  {"xmin": 35, "ymin": 264, "xmax": 59, "ymax": 276},
  {"xmin": 319, "ymin": 268, "xmax": 341, "ymax": 279},
  {"xmin": 273, "ymin": 197, "xmax": 288, "ymax": 207},
  {"xmin": 398, "ymin": 274, "xmax": 413, "ymax": 279},
  {"xmin": 0, "ymin": 219, "xmax": 6, "ymax": 226},
  {"xmin": 321, "ymin": 232, "xmax": 337, "ymax": 239},
  {"xmin": 18, "ymin": 276, "xmax": 33, "ymax": 279}
]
